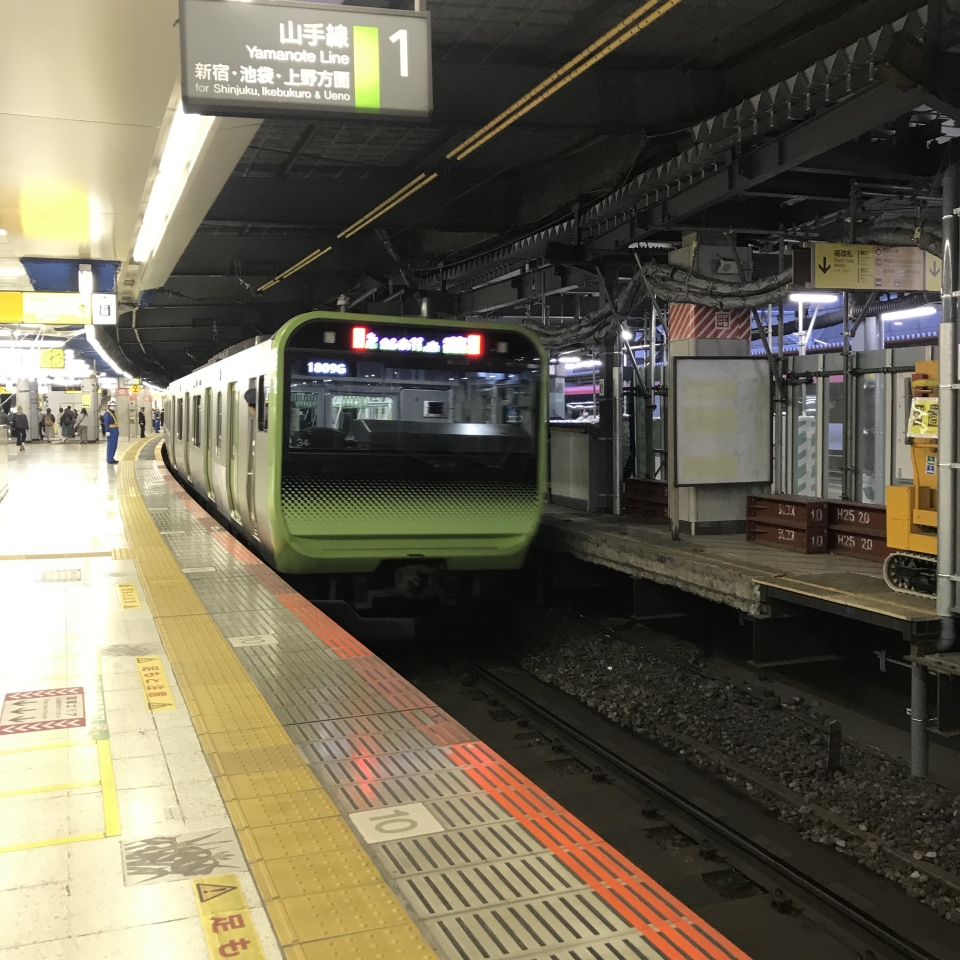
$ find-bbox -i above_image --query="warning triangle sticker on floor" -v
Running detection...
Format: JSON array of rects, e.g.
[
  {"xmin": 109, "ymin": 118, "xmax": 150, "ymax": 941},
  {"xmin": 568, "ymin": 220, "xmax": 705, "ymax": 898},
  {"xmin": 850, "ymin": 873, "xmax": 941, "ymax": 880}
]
[{"xmin": 195, "ymin": 881, "xmax": 237, "ymax": 902}]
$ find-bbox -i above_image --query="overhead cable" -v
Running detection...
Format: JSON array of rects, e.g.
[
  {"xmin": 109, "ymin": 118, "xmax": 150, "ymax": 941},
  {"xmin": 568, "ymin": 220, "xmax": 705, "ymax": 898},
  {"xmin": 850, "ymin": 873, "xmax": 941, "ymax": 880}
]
[{"xmin": 255, "ymin": 0, "xmax": 685, "ymax": 293}]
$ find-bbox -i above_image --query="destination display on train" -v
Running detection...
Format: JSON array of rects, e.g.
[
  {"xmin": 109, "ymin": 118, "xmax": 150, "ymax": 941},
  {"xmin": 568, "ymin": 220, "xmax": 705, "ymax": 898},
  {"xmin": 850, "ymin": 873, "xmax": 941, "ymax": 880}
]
[
  {"xmin": 351, "ymin": 326, "xmax": 483, "ymax": 356},
  {"xmin": 179, "ymin": 0, "xmax": 432, "ymax": 119}
]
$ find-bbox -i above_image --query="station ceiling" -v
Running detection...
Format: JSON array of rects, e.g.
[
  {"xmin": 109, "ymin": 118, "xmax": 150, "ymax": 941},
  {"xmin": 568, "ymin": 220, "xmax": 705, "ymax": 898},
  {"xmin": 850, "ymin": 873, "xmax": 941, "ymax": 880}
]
[{"xmin": 19, "ymin": 0, "xmax": 958, "ymax": 380}]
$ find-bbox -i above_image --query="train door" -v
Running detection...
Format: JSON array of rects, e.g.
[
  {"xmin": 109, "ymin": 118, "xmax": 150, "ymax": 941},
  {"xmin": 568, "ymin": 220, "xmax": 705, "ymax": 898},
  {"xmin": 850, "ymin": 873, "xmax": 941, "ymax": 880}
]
[
  {"xmin": 173, "ymin": 396, "xmax": 183, "ymax": 470},
  {"xmin": 227, "ymin": 383, "xmax": 240, "ymax": 521},
  {"xmin": 184, "ymin": 392, "xmax": 192, "ymax": 482},
  {"xmin": 203, "ymin": 387, "xmax": 213, "ymax": 498},
  {"xmin": 246, "ymin": 377, "xmax": 258, "ymax": 538}
]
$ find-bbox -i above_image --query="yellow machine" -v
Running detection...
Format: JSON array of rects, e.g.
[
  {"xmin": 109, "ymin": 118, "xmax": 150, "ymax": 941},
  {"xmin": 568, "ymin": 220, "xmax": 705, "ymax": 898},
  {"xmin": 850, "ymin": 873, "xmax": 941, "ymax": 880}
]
[{"xmin": 885, "ymin": 360, "xmax": 939, "ymax": 595}]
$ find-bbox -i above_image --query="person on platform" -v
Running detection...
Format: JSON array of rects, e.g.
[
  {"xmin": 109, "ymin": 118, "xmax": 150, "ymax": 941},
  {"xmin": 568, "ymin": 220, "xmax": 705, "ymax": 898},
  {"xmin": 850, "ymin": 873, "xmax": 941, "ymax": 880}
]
[
  {"xmin": 152, "ymin": 409, "xmax": 161, "ymax": 433},
  {"xmin": 12, "ymin": 406, "xmax": 27, "ymax": 451},
  {"xmin": 44, "ymin": 408, "xmax": 54, "ymax": 441},
  {"xmin": 138, "ymin": 407, "xmax": 146, "ymax": 438},
  {"xmin": 60, "ymin": 405, "xmax": 76, "ymax": 440},
  {"xmin": 75, "ymin": 407, "xmax": 90, "ymax": 444},
  {"xmin": 102, "ymin": 403, "xmax": 119, "ymax": 464}
]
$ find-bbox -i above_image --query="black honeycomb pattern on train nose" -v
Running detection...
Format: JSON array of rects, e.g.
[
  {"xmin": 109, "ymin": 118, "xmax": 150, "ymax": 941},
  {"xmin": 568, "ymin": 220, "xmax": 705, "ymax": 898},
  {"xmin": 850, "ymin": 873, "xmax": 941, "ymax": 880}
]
[{"xmin": 280, "ymin": 478, "xmax": 540, "ymax": 524}]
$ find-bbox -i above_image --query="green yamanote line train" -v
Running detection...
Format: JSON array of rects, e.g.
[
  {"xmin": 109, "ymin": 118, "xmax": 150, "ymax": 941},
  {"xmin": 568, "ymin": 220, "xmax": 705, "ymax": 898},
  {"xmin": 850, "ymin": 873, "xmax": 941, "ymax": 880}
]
[{"xmin": 163, "ymin": 312, "xmax": 547, "ymax": 633}]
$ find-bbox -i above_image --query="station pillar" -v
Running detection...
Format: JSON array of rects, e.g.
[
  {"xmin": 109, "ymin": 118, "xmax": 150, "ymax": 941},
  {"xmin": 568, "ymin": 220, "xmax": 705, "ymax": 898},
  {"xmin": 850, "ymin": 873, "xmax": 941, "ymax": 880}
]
[{"xmin": 16, "ymin": 379, "xmax": 39, "ymax": 441}]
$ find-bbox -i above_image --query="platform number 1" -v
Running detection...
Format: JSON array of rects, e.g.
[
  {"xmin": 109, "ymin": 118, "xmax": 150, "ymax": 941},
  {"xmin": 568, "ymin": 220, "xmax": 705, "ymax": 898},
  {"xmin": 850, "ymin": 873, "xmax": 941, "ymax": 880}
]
[{"xmin": 389, "ymin": 29, "xmax": 409, "ymax": 77}]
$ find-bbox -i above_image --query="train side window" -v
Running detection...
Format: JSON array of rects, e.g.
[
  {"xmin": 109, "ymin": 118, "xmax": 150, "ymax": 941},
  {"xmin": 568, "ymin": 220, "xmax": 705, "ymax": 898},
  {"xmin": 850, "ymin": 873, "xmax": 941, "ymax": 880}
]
[
  {"xmin": 176, "ymin": 398, "xmax": 183, "ymax": 439},
  {"xmin": 258, "ymin": 376, "xmax": 269, "ymax": 432},
  {"xmin": 216, "ymin": 392, "xmax": 223, "ymax": 455},
  {"xmin": 193, "ymin": 395, "xmax": 202, "ymax": 446}
]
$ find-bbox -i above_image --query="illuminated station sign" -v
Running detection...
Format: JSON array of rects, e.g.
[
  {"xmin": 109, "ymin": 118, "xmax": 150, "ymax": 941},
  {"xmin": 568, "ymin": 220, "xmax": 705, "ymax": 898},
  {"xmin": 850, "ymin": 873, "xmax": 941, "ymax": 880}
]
[
  {"xmin": 179, "ymin": 0, "xmax": 432, "ymax": 119},
  {"xmin": 351, "ymin": 326, "xmax": 483, "ymax": 356}
]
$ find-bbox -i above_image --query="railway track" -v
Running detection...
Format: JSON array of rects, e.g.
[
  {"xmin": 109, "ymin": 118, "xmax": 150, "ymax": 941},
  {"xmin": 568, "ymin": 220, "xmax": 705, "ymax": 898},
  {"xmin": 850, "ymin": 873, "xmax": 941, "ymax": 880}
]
[{"xmin": 465, "ymin": 660, "xmax": 946, "ymax": 960}]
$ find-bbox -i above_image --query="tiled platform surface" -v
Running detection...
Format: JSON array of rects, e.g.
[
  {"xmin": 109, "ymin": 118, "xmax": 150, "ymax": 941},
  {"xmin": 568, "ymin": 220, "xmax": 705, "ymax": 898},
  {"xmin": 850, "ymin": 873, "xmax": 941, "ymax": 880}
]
[
  {"xmin": 0, "ymin": 436, "xmax": 282, "ymax": 960},
  {"xmin": 1, "ymin": 434, "xmax": 753, "ymax": 960},
  {"xmin": 540, "ymin": 505, "xmax": 937, "ymax": 635}
]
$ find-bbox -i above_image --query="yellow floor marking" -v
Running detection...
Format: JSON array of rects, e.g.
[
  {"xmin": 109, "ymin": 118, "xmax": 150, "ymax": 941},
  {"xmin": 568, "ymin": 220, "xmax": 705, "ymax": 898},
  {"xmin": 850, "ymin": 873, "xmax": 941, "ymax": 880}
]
[
  {"xmin": 117, "ymin": 582, "xmax": 141, "ymax": 609},
  {"xmin": 0, "ymin": 552, "xmax": 112, "ymax": 562},
  {"xmin": 97, "ymin": 739, "xmax": 121, "ymax": 837},
  {"xmin": 117, "ymin": 442, "xmax": 439, "ymax": 960},
  {"xmin": 0, "ymin": 779, "xmax": 100, "ymax": 798},
  {"xmin": 193, "ymin": 873, "xmax": 266, "ymax": 960},
  {"xmin": 135, "ymin": 655, "xmax": 176, "ymax": 712},
  {"xmin": 0, "ymin": 831, "xmax": 106, "ymax": 855}
]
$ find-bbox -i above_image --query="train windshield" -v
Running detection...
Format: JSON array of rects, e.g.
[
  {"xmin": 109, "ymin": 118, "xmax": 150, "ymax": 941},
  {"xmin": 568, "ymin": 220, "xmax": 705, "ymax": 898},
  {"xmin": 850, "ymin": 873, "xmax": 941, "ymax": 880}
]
[{"xmin": 283, "ymin": 321, "xmax": 541, "ymax": 481}]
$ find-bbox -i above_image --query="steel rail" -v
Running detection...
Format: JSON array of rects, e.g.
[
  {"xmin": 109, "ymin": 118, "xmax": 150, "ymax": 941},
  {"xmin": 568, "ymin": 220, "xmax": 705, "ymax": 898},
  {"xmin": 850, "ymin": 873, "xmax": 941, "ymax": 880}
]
[{"xmin": 467, "ymin": 661, "xmax": 941, "ymax": 960}]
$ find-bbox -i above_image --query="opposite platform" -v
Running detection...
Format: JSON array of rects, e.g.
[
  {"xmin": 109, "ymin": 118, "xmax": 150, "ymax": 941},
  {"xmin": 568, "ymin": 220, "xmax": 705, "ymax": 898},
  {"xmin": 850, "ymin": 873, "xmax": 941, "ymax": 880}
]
[{"xmin": 539, "ymin": 505, "xmax": 938, "ymax": 640}]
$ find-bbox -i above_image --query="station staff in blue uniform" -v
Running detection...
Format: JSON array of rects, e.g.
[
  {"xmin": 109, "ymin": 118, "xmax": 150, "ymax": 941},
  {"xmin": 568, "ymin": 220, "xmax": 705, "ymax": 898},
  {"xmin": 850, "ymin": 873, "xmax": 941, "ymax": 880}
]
[{"xmin": 102, "ymin": 403, "xmax": 119, "ymax": 464}]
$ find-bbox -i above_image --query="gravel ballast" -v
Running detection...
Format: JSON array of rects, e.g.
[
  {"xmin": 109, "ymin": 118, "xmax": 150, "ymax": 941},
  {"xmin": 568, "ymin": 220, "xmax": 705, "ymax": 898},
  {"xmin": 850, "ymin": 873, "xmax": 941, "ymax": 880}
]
[{"xmin": 521, "ymin": 608, "xmax": 960, "ymax": 923}]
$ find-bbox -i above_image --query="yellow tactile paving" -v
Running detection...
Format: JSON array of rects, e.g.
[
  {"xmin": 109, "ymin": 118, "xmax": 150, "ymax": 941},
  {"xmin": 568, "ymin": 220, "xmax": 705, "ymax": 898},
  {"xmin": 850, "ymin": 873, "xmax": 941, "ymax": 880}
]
[
  {"xmin": 268, "ymin": 883, "xmax": 411, "ymax": 944},
  {"xmin": 227, "ymin": 790, "xmax": 340, "ymax": 830},
  {"xmin": 115, "ymin": 442, "xmax": 440, "ymax": 960},
  {"xmin": 250, "ymin": 851, "xmax": 383, "ymax": 899},
  {"xmin": 218, "ymin": 768, "xmax": 321, "ymax": 801},
  {"xmin": 287, "ymin": 926, "xmax": 438, "ymax": 960},
  {"xmin": 238, "ymin": 818, "xmax": 360, "ymax": 861},
  {"xmin": 143, "ymin": 579, "xmax": 210, "ymax": 617}
]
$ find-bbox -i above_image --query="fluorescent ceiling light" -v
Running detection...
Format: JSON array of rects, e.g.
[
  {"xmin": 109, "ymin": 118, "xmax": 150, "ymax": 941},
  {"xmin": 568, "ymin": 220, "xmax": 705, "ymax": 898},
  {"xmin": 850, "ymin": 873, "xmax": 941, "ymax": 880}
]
[
  {"xmin": 78, "ymin": 264, "xmax": 93, "ymax": 296},
  {"xmin": 559, "ymin": 356, "xmax": 581, "ymax": 364},
  {"xmin": 884, "ymin": 305, "xmax": 938, "ymax": 321},
  {"xmin": 0, "ymin": 266, "xmax": 26, "ymax": 278},
  {"xmin": 83, "ymin": 326, "xmax": 130, "ymax": 377},
  {"xmin": 789, "ymin": 292, "xmax": 838, "ymax": 304},
  {"xmin": 132, "ymin": 102, "xmax": 214, "ymax": 264}
]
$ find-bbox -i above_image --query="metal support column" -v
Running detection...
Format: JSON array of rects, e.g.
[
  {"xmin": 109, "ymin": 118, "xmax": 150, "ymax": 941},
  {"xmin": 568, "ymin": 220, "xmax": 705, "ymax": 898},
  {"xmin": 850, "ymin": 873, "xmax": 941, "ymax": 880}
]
[
  {"xmin": 842, "ymin": 291, "xmax": 856, "ymax": 500},
  {"xmin": 911, "ymin": 661, "xmax": 929, "ymax": 778},
  {"xmin": 600, "ymin": 328, "xmax": 623, "ymax": 516},
  {"xmin": 938, "ymin": 160, "xmax": 959, "ymax": 652}
]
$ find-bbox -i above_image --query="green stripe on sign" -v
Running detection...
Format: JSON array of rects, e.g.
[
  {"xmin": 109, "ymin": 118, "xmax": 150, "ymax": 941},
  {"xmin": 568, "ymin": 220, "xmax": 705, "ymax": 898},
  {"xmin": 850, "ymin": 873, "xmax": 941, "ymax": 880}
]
[{"xmin": 353, "ymin": 25, "xmax": 380, "ymax": 111}]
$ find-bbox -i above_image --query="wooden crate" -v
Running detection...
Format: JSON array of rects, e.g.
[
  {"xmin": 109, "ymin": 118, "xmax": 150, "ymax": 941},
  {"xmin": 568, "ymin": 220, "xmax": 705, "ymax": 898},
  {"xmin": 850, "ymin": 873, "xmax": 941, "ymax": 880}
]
[
  {"xmin": 746, "ymin": 494, "xmax": 828, "ymax": 530},
  {"xmin": 827, "ymin": 501, "xmax": 889, "ymax": 562},
  {"xmin": 623, "ymin": 479, "xmax": 668, "ymax": 524},
  {"xmin": 746, "ymin": 494, "xmax": 828, "ymax": 554},
  {"xmin": 828, "ymin": 529, "xmax": 892, "ymax": 562}
]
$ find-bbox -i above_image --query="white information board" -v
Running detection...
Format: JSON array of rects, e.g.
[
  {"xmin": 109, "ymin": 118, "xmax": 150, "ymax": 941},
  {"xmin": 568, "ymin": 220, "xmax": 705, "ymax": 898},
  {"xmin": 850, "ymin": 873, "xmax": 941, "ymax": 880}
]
[{"xmin": 675, "ymin": 357, "xmax": 772, "ymax": 486}]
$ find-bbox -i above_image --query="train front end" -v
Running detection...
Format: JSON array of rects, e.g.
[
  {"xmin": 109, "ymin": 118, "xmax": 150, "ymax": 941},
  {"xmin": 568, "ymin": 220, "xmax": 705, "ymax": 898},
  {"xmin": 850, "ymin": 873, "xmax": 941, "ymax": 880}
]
[{"xmin": 270, "ymin": 313, "xmax": 546, "ymax": 582}]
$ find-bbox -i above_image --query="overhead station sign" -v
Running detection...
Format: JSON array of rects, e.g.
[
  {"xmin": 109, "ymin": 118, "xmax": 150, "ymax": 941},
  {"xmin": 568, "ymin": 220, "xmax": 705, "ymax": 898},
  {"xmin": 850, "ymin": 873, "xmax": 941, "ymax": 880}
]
[
  {"xmin": 0, "ymin": 291, "xmax": 117, "ymax": 325},
  {"xmin": 179, "ymin": 0, "xmax": 432, "ymax": 119},
  {"xmin": 801, "ymin": 243, "xmax": 942, "ymax": 292}
]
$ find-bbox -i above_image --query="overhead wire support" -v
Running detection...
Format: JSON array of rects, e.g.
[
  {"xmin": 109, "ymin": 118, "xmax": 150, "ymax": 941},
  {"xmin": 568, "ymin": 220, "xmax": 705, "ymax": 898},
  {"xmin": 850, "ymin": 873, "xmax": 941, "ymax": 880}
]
[{"xmin": 256, "ymin": 0, "xmax": 685, "ymax": 293}]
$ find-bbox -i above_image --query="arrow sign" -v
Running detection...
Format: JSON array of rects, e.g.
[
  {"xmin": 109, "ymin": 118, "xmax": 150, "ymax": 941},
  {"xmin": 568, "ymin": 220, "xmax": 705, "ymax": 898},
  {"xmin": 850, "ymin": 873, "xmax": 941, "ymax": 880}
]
[
  {"xmin": 818, "ymin": 257, "xmax": 831, "ymax": 275},
  {"xmin": 930, "ymin": 262, "xmax": 941, "ymax": 277}
]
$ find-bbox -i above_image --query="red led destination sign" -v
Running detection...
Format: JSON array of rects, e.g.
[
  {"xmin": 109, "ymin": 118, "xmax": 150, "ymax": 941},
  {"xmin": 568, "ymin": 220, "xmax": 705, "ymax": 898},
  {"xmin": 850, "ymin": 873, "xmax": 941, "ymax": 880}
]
[{"xmin": 351, "ymin": 326, "xmax": 483, "ymax": 356}]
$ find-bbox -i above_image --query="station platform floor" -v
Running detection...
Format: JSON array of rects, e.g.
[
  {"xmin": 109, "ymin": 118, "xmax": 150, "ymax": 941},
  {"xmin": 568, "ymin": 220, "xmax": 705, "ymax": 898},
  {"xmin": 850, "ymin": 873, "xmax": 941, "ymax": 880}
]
[{"xmin": 0, "ymin": 435, "xmax": 752, "ymax": 960}]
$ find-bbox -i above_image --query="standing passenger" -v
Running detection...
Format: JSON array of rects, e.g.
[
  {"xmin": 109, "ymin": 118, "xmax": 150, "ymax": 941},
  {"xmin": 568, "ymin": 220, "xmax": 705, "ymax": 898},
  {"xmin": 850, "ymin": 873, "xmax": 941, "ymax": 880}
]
[
  {"xmin": 152, "ymin": 408, "xmax": 161, "ymax": 433},
  {"xmin": 75, "ymin": 408, "xmax": 89, "ymax": 444},
  {"xmin": 60, "ymin": 405, "xmax": 76, "ymax": 440},
  {"xmin": 138, "ymin": 407, "xmax": 146, "ymax": 438},
  {"xmin": 102, "ymin": 404, "xmax": 119, "ymax": 464},
  {"xmin": 13, "ymin": 406, "xmax": 27, "ymax": 451}
]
